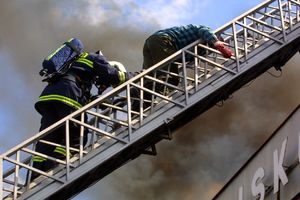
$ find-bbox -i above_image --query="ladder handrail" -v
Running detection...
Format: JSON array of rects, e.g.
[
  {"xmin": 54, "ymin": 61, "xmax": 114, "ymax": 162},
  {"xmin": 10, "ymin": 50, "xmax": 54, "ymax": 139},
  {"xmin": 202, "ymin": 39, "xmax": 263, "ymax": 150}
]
[{"xmin": 1, "ymin": 0, "xmax": 300, "ymax": 199}]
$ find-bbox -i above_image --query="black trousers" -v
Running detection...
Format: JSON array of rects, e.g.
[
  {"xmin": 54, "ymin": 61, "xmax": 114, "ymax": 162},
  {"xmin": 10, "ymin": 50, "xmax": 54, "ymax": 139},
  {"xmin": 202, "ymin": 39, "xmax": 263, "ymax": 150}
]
[
  {"xmin": 131, "ymin": 35, "xmax": 179, "ymax": 112},
  {"xmin": 30, "ymin": 102, "xmax": 87, "ymax": 181}
]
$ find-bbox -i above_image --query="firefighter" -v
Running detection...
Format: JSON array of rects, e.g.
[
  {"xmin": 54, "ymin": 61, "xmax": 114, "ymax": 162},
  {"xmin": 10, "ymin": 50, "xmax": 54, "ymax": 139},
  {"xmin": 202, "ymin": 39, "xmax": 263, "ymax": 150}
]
[
  {"xmin": 30, "ymin": 51, "xmax": 134, "ymax": 181},
  {"xmin": 132, "ymin": 24, "xmax": 233, "ymax": 111}
]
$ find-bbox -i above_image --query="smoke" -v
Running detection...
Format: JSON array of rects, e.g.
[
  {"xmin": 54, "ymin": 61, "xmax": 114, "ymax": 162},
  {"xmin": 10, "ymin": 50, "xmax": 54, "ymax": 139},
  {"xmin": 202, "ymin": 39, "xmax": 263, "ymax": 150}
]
[
  {"xmin": 0, "ymin": 0, "xmax": 155, "ymax": 78},
  {"xmin": 0, "ymin": 0, "xmax": 158, "ymax": 147},
  {"xmin": 1, "ymin": 0, "xmax": 300, "ymax": 200},
  {"xmin": 92, "ymin": 55, "xmax": 300, "ymax": 200}
]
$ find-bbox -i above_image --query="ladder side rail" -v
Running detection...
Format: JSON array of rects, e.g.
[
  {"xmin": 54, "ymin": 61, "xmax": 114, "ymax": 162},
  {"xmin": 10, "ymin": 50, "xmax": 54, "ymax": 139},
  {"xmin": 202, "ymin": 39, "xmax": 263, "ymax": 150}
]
[
  {"xmin": 38, "ymin": 140, "xmax": 88, "ymax": 154},
  {"xmin": 3, "ymin": 157, "xmax": 64, "ymax": 183},
  {"xmin": 7, "ymin": 36, "xmax": 290, "ymax": 200},
  {"xmin": 1, "ymin": 124, "xmax": 68, "ymax": 198},
  {"xmin": 1, "ymin": 113, "xmax": 78, "ymax": 158},
  {"xmin": 30, "ymin": 1, "xmax": 300, "ymax": 199},
  {"xmin": 73, "ymin": 41, "xmax": 223, "ymax": 148},
  {"xmin": 3, "ymin": 123, "xmax": 72, "ymax": 175},
  {"xmin": 2, "ymin": 0, "xmax": 300, "ymax": 197},
  {"xmin": 215, "ymin": 0, "xmax": 285, "ymax": 33},
  {"xmin": 65, "ymin": 120, "xmax": 70, "ymax": 180},
  {"xmin": 290, "ymin": 0, "xmax": 300, "ymax": 23},
  {"xmin": 288, "ymin": 0, "xmax": 294, "ymax": 29},
  {"xmin": 91, "ymin": 104, "xmax": 100, "ymax": 150},
  {"xmin": 194, "ymin": 45, "xmax": 199, "ymax": 91},
  {"xmin": 218, "ymin": 12, "xmax": 288, "ymax": 70},
  {"xmin": 181, "ymin": 50, "xmax": 189, "ymax": 105},
  {"xmin": 278, "ymin": 0, "xmax": 288, "ymax": 41},
  {"xmin": 246, "ymin": 15, "xmax": 282, "ymax": 31},
  {"xmin": 295, "ymin": 0, "xmax": 300, "ymax": 22},
  {"xmin": 21, "ymin": 148, "xmax": 71, "ymax": 167},
  {"xmin": 218, "ymin": 0, "xmax": 299, "ymax": 62},
  {"xmin": 0, "ymin": 81, "xmax": 133, "ymax": 191},
  {"xmin": 2, "ymin": 101, "xmax": 131, "ymax": 198},
  {"xmin": 144, "ymin": 75, "xmax": 185, "ymax": 91},
  {"xmin": 1, "ymin": 109, "xmax": 96, "ymax": 197},
  {"xmin": 79, "ymin": 113, "xmax": 85, "ymax": 164},
  {"xmin": 215, "ymin": 0, "xmax": 294, "ymax": 60},
  {"xmin": 86, "ymin": 110, "xmax": 130, "ymax": 127},
  {"xmin": 221, "ymin": 6, "xmax": 282, "ymax": 47},
  {"xmin": 243, "ymin": 18, "xmax": 249, "ymax": 61},
  {"xmin": 139, "ymin": 77, "xmax": 145, "ymax": 125},
  {"xmin": 69, "ymin": 118, "xmax": 128, "ymax": 144},
  {"xmin": 232, "ymin": 22, "xmax": 241, "ymax": 72},
  {"xmin": 126, "ymin": 84, "xmax": 132, "ymax": 142},
  {"xmin": 13, "ymin": 151, "xmax": 20, "ymax": 199},
  {"xmin": 0, "ymin": 36, "xmax": 282, "ymax": 200},
  {"xmin": 235, "ymin": 21, "xmax": 284, "ymax": 44},
  {"xmin": 2, "ymin": 157, "xmax": 30, "ymax": 182}
]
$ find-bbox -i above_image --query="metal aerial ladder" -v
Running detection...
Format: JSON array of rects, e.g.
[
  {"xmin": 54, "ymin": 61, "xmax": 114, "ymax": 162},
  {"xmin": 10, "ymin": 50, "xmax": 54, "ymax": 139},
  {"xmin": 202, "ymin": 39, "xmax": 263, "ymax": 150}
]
[{"xmin": 1, "ymin": 0, "xmax": 300, "ymax": 199}]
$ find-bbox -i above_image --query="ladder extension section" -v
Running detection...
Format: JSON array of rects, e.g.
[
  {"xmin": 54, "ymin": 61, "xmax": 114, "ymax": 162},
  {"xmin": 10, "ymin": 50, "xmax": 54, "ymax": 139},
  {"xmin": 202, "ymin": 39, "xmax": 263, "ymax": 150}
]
[{"xmin": 1, "ymin": 0, "xmax": 300, "ymax": 199}]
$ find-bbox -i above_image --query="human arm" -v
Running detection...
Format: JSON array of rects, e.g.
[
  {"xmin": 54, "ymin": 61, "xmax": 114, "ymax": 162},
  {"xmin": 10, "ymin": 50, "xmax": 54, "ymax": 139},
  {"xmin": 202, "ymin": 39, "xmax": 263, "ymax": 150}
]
[
  {"xmin": 196, "ymin": 25, "xmax": 232, "ymax": 58},
  {"xmin": 92, "ymin": 54, "xmax": 132, "ymax": 87},
  {"xmin": 213, "ymin": 40, "xmax": 232, "ymax": 58}
]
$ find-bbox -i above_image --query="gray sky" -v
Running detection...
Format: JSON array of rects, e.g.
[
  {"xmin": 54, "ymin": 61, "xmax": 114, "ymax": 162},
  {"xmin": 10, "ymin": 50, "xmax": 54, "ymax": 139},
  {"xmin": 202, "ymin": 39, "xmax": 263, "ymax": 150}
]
[{"xmin": 0, "ymin": 0, "xmax": 299, "ymax": 199}]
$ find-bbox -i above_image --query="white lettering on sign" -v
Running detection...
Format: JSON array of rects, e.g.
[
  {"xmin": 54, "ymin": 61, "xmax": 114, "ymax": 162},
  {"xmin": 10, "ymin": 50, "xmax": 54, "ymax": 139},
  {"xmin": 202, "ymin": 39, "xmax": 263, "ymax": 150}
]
[
  {"xmin": 251, "ymin": 167, "xmax": 265, "ymax": 200},
  {"xmin": 238, "ymin": 186, "xmax": 243, "ymax": 200},
  {"xmin": 236, "ymin": 136, "xmax": 296, "ymax": 200},
  {"xmin": 273, "ymin": 138, "xmax": 288, "ymax": 194}
]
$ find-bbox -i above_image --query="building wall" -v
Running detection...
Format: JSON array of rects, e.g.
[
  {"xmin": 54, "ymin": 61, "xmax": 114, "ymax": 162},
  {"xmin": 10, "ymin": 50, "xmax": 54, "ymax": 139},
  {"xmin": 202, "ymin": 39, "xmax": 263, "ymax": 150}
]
[{"xmin": 213, "ymin": 105, "xmax": 300, "ymax": 200}]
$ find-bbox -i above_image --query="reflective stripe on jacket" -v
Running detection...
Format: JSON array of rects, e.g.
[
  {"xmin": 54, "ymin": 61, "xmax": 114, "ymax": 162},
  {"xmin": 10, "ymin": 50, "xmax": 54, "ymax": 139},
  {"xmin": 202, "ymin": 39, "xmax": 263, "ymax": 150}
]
[{"xmin": 38, "ymin": 94, "xmax": 82, "ymax": 109}]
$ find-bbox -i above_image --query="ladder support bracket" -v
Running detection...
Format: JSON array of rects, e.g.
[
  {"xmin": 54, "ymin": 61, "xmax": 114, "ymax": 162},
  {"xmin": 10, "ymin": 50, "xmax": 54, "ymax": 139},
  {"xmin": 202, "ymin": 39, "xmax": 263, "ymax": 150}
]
[{"xmin": 142, "ymin": 145, "xmax": 157, "ymax": 156}]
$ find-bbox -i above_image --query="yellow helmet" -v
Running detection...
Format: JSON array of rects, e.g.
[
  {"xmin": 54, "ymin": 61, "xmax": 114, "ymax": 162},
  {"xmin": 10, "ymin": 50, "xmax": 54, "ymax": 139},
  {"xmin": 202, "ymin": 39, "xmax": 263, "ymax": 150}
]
[{"xmin": 108, "ymin": 61, "xmax": 126, "ymax": 73}]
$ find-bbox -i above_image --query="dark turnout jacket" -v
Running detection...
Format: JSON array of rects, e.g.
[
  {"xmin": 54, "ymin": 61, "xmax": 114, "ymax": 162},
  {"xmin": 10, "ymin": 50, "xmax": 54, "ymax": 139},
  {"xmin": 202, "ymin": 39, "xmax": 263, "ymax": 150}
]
[{"xmin": 35, "ymin": 52, "xmax": 127, "ymax": 113}]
